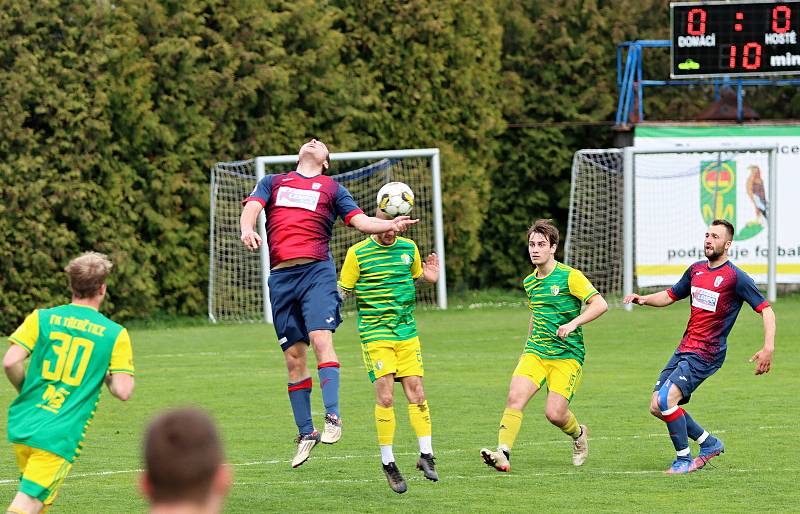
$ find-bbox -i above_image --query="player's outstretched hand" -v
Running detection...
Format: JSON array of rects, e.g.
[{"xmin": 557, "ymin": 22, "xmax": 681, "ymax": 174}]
[
  {"xmin": 749, "ymin": 347, "xmax": 773, "ymax": 375},
  {"xmin": 390, "ymin": 216, "xmax": 419, "ymax": 233},
  {"xmin": 241, "ymin": 230, "xmax": 262, "ymax": 251},
  {"xmin": 623, "ymin": 294, "xmax": 643, "ymax": 305},
  {"xmin": 422, "ymin": 253, "xmax": 439, "ymax": 283},
  {"xmin": 556, "ymin": 321, "xmax": 578, "ymax": 339}
]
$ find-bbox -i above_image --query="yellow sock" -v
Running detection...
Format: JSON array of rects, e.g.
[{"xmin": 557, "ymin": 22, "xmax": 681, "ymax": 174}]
[
  {"xmin": 407, "ymin": 401, "xmax": 432, "ymax": 438},
  {"xmin": 560, "ymin": 411, "xmax": 582, "ymax": 439},
  {"xmin": 375, "ymin": 404, "xmax": 396, "ymax": 446},
  {"xmin": 498, "ymin": 407, "xmax": 524, "ymax": 450}
]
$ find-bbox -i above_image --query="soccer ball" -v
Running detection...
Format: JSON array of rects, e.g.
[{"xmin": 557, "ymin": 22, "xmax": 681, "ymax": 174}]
[{"xmin": 377, "ymin": 182, "xmax": 414, "ymax": 217}]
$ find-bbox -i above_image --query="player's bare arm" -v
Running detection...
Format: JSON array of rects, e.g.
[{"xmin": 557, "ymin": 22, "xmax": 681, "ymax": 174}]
[
  {"xmin": 749, "ymin": 306, "xmax": 776, "ymax": 375},
  {"xmin": 421, "ymin": 253, "xmax": 440, "ymax": 283},
  {"xmin": 239, "ymin": 201, "xmax": 264, "ymax": 251},
  {"xmin": 349, "ymin": 213, "xmax": 419, "ymax": 234},
  {"xmin": 623, "ymin": 290, "xmax": 675, "ymax": 307},
  {"xmin": 105, "ymin": 372, "xmax": 135, "ymax": 401},
  {"xmin": 2, "ymin": 344, "xmax": 29, "ymax": 393},
  {"xmin": 556, "ymin": 294, "xmax": 609, "ymax": 339}
]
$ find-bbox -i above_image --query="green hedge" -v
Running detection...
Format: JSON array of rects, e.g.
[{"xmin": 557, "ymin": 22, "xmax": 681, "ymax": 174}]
[{"xmin": 1, "ymin": 0, "xmax": 795, "ymax": 333}]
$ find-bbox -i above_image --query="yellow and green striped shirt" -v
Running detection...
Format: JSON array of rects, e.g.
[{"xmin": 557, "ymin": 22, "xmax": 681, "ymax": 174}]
[
  {"xmin": 338, "ymin": 236, "xmax": 423, "ymax": 344},
  {"xmin": 523, "ymin": 262, "xmax": 598, "ymax": 365}
]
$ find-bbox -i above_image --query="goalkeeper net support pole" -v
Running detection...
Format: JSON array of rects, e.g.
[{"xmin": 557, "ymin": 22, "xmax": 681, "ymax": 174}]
[
  {"xmin": 566, "ymin": 145, "xmax": 777, "ymax": 310},
  {"xmin": 210, "ymin": 148, "xmax": 446, "ymax": 324}
]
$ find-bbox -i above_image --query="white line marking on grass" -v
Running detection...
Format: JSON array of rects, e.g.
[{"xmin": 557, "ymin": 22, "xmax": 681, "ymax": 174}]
[
  {"xmin": 0, "ymin": 425, "xmax": 789, "ymax": 487},
  {"xmin": 140, "ymin": 351, "xmax": 221, "ymax": 358},
  {"xmin": 234, "ymin": 467, "xmax": 800, "ymax": 487}
]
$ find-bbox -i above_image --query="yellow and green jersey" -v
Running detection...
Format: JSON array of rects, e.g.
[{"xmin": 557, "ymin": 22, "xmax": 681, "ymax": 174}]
[
  {"xmin": 7, "ymin": 304, "xmax": 135, "ymax": 462},
  {"xmin": 338, "ymin": 236, "xmax": 423, "ymax": 344},
  {"xmin": 523, "ymin": 262, "xmax": 598, "ymax": 365}
]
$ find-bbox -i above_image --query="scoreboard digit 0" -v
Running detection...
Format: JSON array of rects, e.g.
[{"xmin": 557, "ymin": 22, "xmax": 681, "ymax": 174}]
[{"xmin": 671, "ymin": 1, "xmax": 800, "ymax": 78}]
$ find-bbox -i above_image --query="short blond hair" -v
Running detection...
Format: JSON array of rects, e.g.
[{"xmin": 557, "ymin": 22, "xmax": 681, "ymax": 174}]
[{"xmin": 65, "ymin": 252, "xmax": 113, "ymax": 298}]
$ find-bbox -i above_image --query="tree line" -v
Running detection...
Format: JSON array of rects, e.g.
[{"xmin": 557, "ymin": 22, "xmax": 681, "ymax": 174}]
[{"xmin": 1, "ymin": 0, "xmax": 795, "ymax": 332}]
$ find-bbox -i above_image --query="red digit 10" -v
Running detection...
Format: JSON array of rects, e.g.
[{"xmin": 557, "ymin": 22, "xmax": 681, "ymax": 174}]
[
  {"xmin": 729, "ymin": 43, "xmax": 763, "ymax": 70},
  {"xmin": 773, "ymin": 5, "xmax": 791, "ymax": 33},
  {"xmin": 687, "ymin": 8, "xmax": 707, "ymax": 35}
]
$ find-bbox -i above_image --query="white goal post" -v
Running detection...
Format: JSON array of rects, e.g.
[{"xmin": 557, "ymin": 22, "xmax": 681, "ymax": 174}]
[
  {"xmin": 566, "ymin": 144, "xmax": 778, "ymax": 310},
  {"xmin": 208, "ymin": 148, "xmax": 447, "ymax": 323}
]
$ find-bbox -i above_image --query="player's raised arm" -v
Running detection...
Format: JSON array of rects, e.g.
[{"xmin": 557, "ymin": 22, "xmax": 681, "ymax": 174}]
[
  {"xmin": 349, "ymin": 213, "xmax": 418, "ymax": 234},
  {"xmin": 421, "ymin": 253, "xmax": 439, "ymax": 283},
  {"xmin": 749, "ymin": 305, "xmax": 776, "ymax": 375}
]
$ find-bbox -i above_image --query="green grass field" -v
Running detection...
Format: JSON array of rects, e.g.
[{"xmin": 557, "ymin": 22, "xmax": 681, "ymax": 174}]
[{"xmin": 1, "ymin": 294, "xmax": 798, "ymax": 513}]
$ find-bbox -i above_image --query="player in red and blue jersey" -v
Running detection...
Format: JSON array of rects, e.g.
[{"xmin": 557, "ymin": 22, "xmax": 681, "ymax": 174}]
[
  {"xmin": 625, "ymin": 219, "xmax": 776, "ymax": 474},
  {"xmin": 240, "ymin": 139, "xmax": 417, "ymax": 468}
]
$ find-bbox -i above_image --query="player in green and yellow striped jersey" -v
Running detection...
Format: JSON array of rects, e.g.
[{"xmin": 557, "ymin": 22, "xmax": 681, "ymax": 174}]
[
  {"xmin": 481, "ymin": 219, "xmax": 608, "ymax": 473},
  {"xmin": 3, "ymin": 252, "xmax": 134, "ymax": 514},
  {"xmin": 338, "ymin": 209, "xmax": 439, "ymax": 494}
]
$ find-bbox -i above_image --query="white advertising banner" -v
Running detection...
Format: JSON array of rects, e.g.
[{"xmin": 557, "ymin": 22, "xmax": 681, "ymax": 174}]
[{"xmin": 633, "ymin": 125, "xmax": 800, "ymax": 287}]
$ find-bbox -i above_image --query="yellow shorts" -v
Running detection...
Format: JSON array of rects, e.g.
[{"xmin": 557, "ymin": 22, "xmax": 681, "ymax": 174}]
[
  {"xmin": 512, "ymin": 353, "xmax": 583, "ymax": 402},
  {"xmin": 362, "ymin": 337, "xmax": 423, "ymax": 383},
  {"xmin": 13, "ymin": 444, "xmax": 72, "ymax": 505}
]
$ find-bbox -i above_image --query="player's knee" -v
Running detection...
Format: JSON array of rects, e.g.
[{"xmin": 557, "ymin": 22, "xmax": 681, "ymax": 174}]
[
  {"xmin": 656, "ymin": 382, "xmax": 674, "ymax": 412},
  {"xmin": 544, "ymin": 406, "xmax": 567, "ymax": 426},
  {"xmin": 309, "ymin": 330, "xmax": 333, "ymax": 349},
  {"xmin": 376, "ymin": 393, "xmax": 393, "ymax": 408},
  {"xmin": 649, "ymin": 400, "xmax": 662, "ymax": 418}
]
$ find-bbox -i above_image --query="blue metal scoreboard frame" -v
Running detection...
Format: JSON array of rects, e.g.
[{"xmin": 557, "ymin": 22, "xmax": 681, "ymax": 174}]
[{"xmin": 671, "ymin": 0, "xmax": 800, "ymax": 78}]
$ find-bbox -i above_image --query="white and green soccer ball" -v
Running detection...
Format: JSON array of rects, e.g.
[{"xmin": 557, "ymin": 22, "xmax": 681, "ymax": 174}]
[{"xmin": 377, "ymin": 181, "xmax": 414, "ymax": 217}]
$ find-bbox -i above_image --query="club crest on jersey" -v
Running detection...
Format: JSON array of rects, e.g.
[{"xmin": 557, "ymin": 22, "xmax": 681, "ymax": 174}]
[
  {"xmin": 376, "ymin": 360, "xmax": 383, "ymax": 371},
  {"xmin": 312, "ymin": 182, "xmax": 322, "ymax": 190},
  {"xmin": 550, "ymin": 285, "xmax": 560, "ymax": 296},
  {"xmin": 401, "ymin": 254, "xmax": 411, "ymax": 265},
  {"xmin": 714, "ymin": 276, "xmax": 724, "ymax": 288}
]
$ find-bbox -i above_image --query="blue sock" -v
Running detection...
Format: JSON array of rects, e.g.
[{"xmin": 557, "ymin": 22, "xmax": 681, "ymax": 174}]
[
  {"xmin": 683, "ymin": 410, "xmax": 718, "ymax": 447},
  {"xmin": 317, "ymin": 362, "xmax": 340, "ymax": 418},
  {"xmin": 663, "ymin": 407, "xmax": 691, "ymax": 459},
  {"xmin": 287, "ymin": 377, "xmax": 314, "ymax": 435}
]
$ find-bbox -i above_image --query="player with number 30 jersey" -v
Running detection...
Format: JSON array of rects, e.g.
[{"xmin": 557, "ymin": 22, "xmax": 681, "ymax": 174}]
[{"xmin": 4, "ymin": 252, "xmax": 134, "ymax": 514}]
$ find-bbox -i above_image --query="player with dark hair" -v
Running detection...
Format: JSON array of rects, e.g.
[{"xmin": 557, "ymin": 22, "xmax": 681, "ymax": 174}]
[
  {"xmin": 142, "ymin": 408, "xmax": 231, "ymax": 514},
  {"xmin": 481, "ymin": 219, "xmax": 608, "ymax": 472},
  {"xmin": 624, "ymin": 219, "xmax": 776, "ymax": 474},
  {"xmin": 4, "ymin": 252, "xmax": 135, "ymax": 514},
  {"xmin": 240, "ymin": 139, "xmax": 417, "ymax": 467},
  {"xmin": 339, "ymin": 208, "xmax": 440, "ymax": 494}
]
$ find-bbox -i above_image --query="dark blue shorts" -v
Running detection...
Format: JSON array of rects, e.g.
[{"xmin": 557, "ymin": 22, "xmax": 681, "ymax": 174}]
[
  {"xmin": 653, "ymin": 351, "xmax": 723, "ymax": 405},
  {"xmin": 268, "ymin": 260, "xmax": 342, "ymax": 351}
]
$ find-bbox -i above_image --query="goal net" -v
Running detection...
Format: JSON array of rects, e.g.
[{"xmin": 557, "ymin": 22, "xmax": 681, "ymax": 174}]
[
  {"xmin": 565, "ymin": 149, "xmax": 625, "ymax": 300},
  {"xmin": 209, "ymin": 150, "xmax": 446, "ymax": 323},
  {"xmin": 566, "ymin": 146, "xmax": 777, "ymax": 304}
]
